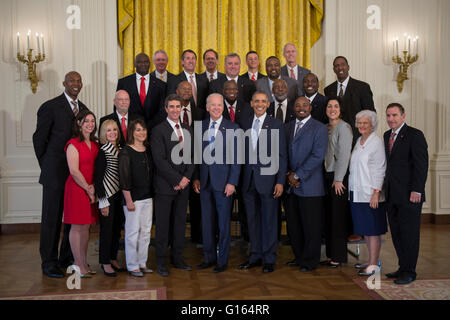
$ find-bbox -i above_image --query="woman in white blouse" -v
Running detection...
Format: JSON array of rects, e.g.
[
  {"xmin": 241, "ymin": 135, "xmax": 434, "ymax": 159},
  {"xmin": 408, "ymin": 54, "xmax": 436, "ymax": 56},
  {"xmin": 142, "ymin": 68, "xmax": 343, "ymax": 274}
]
[{"xmin": 349, "ymin": 110, "xmax": 387, "ymax": 276}]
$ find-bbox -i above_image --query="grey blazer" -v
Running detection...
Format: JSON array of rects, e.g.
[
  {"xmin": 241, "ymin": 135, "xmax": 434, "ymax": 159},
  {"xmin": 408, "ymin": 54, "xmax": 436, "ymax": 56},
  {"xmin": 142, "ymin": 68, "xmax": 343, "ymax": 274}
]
[
  {"xmin": 281, "ymin": 64, "xmax": 310, "ymax": 97},
  {"xmin": 324, "ymin": 119, "xmax": 353, "ymax": 181},
  {"xmin": 255, "ymin": 76, "xmax": 298, "ymax": 103}
]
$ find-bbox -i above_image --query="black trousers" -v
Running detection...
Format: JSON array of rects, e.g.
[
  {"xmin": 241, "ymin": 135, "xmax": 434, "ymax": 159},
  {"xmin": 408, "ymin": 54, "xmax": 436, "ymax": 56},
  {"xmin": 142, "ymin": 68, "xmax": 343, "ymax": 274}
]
[
  {"xmin": 154, "ymin": 189, "xmax": 190, "ymax": 266},
  {"xmin": 40, "ymin": 185, "xmax": 73, "ymax": 269},
  {"xmin": 324, "ymin": 172, "xmax": 351, "ymax": 263},
  {"xmin": 387, "ymin": 198, "xmax": 422, "ymax": 278},
  {"xmin": 99, "ymin": 192, "xmax": 124, "ymax": 264},
  {"xmin": 285, "ymin": 193, "xmax": 323, "ymax": 269}
]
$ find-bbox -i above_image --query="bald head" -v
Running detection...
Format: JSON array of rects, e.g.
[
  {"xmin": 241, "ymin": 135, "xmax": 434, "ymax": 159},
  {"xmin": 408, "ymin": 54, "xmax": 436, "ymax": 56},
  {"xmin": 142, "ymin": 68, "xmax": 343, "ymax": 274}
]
[
  {"xmin": 63, "ymin": 71, "xmax": 82, "ymax": 100},
  {"xmin": 114, "ymin": 90, "xmax": 130, "ymax": 115},
  {"xmin": 176, "ymin": 80, "xmax": 193, "ymax": 105}
]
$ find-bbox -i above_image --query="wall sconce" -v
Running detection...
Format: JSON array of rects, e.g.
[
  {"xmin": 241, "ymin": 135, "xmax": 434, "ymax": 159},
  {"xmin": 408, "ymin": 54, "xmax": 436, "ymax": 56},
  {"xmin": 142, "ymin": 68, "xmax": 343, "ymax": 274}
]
[
  {"xmin": 17, "ymin": 30, "xmax": 46, "ymax": 94},
  {"xmin": 392, "ymin": 34, "xmax": 418, "ymax": 93}
]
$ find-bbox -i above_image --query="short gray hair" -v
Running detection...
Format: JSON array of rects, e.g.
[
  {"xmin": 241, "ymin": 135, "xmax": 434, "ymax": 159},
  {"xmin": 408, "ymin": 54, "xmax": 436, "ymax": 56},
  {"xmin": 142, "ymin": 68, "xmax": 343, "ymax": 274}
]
[
  {"xmin": 206, "ymin": 93, "xmax": 223, "ymax": 105},
  {"xmin": 355, "ymin": 110, "xmax": 378, "ymax": 131},
  {"xmin": 225, "ymin": 53, "xmax": 241, "ymax": 63},
  {"xmin": 152, "ymin": 49, "xmax": 168, "ymax": 61}
]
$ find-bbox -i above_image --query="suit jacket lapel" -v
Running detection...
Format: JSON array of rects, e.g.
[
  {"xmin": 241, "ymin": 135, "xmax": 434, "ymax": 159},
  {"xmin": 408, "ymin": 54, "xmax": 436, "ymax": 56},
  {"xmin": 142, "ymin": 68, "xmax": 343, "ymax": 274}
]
[{"xmin": 390, "ymin": 124, "xmax": 408, "ymax": 156}]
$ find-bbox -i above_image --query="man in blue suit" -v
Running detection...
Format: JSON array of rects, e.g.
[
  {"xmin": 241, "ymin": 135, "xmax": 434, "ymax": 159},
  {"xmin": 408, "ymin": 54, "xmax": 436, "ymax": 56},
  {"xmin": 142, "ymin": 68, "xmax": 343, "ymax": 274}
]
[
  {"xmin": 193, "ymin": 93, "xmax": 241, "ymax": 273},
  {"xmin": 237, "ymin": 91, "xmax": 287, "ymax": 273},
  {"xmin": 285, "ymin": 96, "xmax": 328, "ymax": 272}
]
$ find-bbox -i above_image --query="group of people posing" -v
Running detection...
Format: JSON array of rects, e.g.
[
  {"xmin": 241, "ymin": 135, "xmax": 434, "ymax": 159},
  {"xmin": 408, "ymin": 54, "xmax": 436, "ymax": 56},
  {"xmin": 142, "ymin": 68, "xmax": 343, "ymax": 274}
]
[{"xmin": 33, "ymin": 43, "xmax": 428, "ymax": 286}]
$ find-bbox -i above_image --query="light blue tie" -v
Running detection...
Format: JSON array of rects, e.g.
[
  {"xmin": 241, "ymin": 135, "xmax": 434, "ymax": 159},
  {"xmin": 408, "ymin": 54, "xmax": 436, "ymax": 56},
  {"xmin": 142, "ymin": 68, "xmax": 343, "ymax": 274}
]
[
  {"xmin": 252, "ymin": 118, "xmax": 260, "ymax": 149},
  {"xmin": 294, "ymin": 121, "xmax": 303, "ymax": 137},
  {"xmin": 209, "ymin": 121, "xmax": 217, "ymax": 145}
]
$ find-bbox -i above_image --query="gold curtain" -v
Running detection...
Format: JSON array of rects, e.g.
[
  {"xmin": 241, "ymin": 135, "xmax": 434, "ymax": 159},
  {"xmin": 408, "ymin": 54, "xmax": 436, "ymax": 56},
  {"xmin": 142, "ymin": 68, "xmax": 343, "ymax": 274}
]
[{"xmin": 118, "ymin": 0, "xmax": 323, "ymax": 76}]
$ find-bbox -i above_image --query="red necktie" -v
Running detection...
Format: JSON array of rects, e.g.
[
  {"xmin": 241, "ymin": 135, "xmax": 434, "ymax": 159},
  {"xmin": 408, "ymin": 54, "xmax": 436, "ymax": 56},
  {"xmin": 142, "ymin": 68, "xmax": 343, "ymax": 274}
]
[
  {"xmin": 183, "ymin": 108, "xmax": 189, "ymax": 126},
  {"xmin": 121, "ymin": 116, "xmax": 127, "ymax": 142},
  {"xmin": 139, "ymin": 77, "xmax": 146, "ymax": 106},
  {"xmin": 229, "ymin": 105, "xmax": 235, "ymax": 122},
  {"xmin": 209, "ymin": 74, "xmax": 214, "ymax": 82},
  {"xmin": 290, "ymin": 68, "xmax": 295, "ymax": 79},
  {"xmin": 389, "ymin": 132, "xmax": 396, "ymax": 153},
  {"xmin": 251, "ymin": 74, "xmax": 256, "ymax": 81}
]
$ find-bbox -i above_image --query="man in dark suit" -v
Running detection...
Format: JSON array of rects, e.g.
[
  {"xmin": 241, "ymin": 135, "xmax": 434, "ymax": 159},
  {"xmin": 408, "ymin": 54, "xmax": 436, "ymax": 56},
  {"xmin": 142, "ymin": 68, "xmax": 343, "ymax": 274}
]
[
  {"xmin": 302, "ymin": 73, "xmax": 328, "ymax": 124},
  {"xmin": 116, "ymin": 53, "xmax": 167, "ymax": 132},
  {"xmin": 324, "ymin": 56, "xmax": 375, "ymax": 143},
  {"xmin": 150, "ymin": 50, "xmax": 175, "ymax": 83},
  {"xmin": 151, "ymin": 94, "xmax": 195, "ymax": 277},
  {"xmin": 167, "ymin": 49, "xmax": 209, "ymax": 110},
  {"xmin": 237, "ymin": 91, "xmax": 287, "ymax": 273},
  {"xmin": 256, "ymin": 56, "xmax": 298, "ymax": 103},
  {"xmin": 222, "ymin": 80, "xmax": 252, "ymax": 127},
  {"xmin": 241, "ymin": 51, "xmax": 266, "ymax": 81},
  {"xmin": 281, "ymin": 43, "xmax": 310, "ymax": 97},
  {"xmin": 384, "ymin": 103, "xmax": 428, "ymax": 285},
  {"xmin": 209, "ymin": 53, "xmax": 256, "ymax": 103},
  {"xmin": 32, "ymin": 71, "xmax": 85, "ymax": 278},
  {"xmin": 267, "ymin": 79, "xmax": 295, "ymax": 124},
  {"xmin": 176, "ymin": 80, "xmax": 205, "ymax": 244},
  {"xmin": 99, "ymin": 90, "xmax": 141, "ymax": 147},
  {"xmin": 193, "ymin": 93, "xmax": 241, "ymax": 273},
  {"xmin": 285, "ymin": 97, "xmax": 328, "ymax": 272},
  {"xmin": 199, "ymin": 49, "xmax": 226, "ymax": 82}
]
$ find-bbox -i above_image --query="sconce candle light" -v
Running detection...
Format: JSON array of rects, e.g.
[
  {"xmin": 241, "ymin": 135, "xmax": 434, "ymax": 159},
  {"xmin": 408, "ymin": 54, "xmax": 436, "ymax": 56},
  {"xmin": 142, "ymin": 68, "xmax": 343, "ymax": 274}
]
[
  {"xmin": 17, "ymin": 30, "xmax": 46, "ymax": 94},
  {"xmin": 392, "ymin": 33, "xmax": 419, "ymax": 93}
]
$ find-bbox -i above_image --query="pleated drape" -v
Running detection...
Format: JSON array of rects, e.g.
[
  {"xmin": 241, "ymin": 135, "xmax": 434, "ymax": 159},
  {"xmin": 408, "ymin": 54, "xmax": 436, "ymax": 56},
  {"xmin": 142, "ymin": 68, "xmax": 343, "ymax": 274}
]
[{"xmin": 118, "ymin": 0, "xmax": 323, "ymax": 76}]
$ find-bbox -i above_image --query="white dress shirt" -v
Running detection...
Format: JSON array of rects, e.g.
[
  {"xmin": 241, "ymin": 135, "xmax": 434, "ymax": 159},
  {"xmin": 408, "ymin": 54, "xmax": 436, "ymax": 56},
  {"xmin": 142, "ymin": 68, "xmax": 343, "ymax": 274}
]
[
  {"xmin": 136, "ymin": 73, "xmax": 150, "ymax": 96},
  {"xmin": 166, "ymin": 118, "xmax": 184, "ymax": 141},
  {"xmin": 206, "ymin": 70, "xmax": 218, "ymax": 81},
  {"xmin": 349, "ymin": 132, "xmax": 386, "ymax": 202},
  {"xmin": 64, "ymin": 91, "xmax": 79, "ymax": 112},
  {"xmin": 252, "ymin": 112, "xmax": 267, "ymax": 136},
  {"xmin": 337, "ymin": 76, "xmax": 350, "ymax": 96},
  {"xmin": 288, "ymin": 65, "xmax": 298, "ymax": 80},
  {"xmin": 274, "ymin": 99, "xmax": 288, "ymax": 123},
  {"xmin": 305, "ymin": 92, "xmax": 318, "ymax": 104},
  {"xmin": 225, "ymin": 100, "xmax": 237, "ymax": 117},
  {"xmin": 155, "ymin": 70, "xmax": 168, "ymax": 82},
  {"xmin": 116, "ymin": 111, "xmax": 129, "ymax": 127},
  {"xmin": 226, "ymin": 75, "xmax": 238, "ymax": 83},
  {"xmin": 208, "ymin": 116, "xmax": 223, "ymax": 138},
  {"xmin": 184, "ymin": 71, "xmax": 197, "ymax": 88}
]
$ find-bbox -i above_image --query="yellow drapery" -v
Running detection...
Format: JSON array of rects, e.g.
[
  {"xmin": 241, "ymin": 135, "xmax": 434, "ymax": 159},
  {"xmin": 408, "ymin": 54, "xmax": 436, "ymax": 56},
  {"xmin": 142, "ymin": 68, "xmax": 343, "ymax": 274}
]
[{"xmin": 118, "ymin": 0, "xmax": 323, "ymax": 76}]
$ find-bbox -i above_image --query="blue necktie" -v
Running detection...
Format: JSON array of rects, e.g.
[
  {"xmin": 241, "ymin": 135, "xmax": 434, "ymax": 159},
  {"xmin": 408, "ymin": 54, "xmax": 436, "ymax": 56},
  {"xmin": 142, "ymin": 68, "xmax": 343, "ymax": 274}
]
[
  {"xmin": 252, "ymin": 118, "xmax": 260, "ymax": 149},
  {"xmin": 209, "ymin": 121, "xmax": 217, "ymax": 145}
]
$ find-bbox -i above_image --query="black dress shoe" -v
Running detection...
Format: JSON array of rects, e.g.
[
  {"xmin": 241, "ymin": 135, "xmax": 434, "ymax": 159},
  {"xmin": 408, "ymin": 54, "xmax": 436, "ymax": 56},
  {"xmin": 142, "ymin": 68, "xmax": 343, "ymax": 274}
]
[
  {"xmin": 111, "ymin": 264, "xmax": 127, "ymax": 272},
  {"xmin": 300, "ymin": 266, "xmax": 316, "ymax": 272},
  {"xmin": 394, "ymin": 273, "xmax": 416, "ymax": 285},
  {"xmin": 101, "ymin": 265, "xmax": 117, "ymax": 277},
  {"xmin": 262, "ymin": 264, "xmax": 274, "ymax": 273},
  {"xmin": 172, "ymin": 263, "xmax": 192, "ymax": 271},
  {"xmin": 386, "ymin": 270, "xmax": 401, "ymax": 278},
  {"xmin": 286, "ymin": 259, "xmax": 300, "ymax": 267},
  {"xmin": 43, "ymin": 266, "xmax": 64, "ymax": 278},
  {"xmin": 197, "ymin": 261, "xmax": 216, "ymax": 270},
  {"xmin": 237, "ymin": 260, "xmax": 262, "ymax": 270},
  {"xmin": 327, "ymin": 262, "xmax": 341, "ymax": 268},
  {"xmin": 157, "ymin": 265, "xmax": 169, "ymax": 277},
  {"xmin": 213, "ymin": 265, "xmax": 227, "ymax": 273}
]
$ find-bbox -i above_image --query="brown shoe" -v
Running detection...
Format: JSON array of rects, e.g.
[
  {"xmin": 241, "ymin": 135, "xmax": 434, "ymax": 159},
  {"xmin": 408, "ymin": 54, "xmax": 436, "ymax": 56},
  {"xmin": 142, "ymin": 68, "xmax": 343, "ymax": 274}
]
[{"xmin": 347, "ymin": 234, "xmax": 362, "ymax": 242}]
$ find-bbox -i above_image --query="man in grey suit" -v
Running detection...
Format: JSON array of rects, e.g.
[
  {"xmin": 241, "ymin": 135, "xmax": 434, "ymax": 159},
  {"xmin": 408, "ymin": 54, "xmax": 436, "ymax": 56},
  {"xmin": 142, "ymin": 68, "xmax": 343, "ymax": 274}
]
[
  {"xmin": 281, "ymin": 43, "xmax": 310, "ymax": 97},
  {"xmin": 256, "ymin": 56, "xmax": 298, "ymax": 103}
]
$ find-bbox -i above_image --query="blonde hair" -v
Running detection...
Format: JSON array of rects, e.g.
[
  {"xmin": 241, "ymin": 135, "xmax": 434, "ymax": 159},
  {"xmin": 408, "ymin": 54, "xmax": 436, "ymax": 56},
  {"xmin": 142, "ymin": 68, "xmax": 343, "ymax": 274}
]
[{"xmin": 99, "ymin": 119, "xmax": 121, "ymax": 145}]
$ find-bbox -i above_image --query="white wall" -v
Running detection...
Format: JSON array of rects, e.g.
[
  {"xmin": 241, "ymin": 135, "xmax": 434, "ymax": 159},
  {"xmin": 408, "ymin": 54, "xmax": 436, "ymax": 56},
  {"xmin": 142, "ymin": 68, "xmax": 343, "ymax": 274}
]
[
  {"xmin": 0, "ymin": 0, "xmax": 449, "ymax": 224},
  {"xmin": 0, "ymin": 0, "xmax": 119, "ymax": 224},
  {"xmin": 311, "ymin": 0, "xmax": 450, "ymax": 216}
]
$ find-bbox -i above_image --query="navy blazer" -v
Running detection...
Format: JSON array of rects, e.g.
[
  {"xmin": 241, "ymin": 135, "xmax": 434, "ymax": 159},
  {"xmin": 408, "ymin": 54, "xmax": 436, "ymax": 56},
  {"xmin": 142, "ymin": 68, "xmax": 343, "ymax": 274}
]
[
  {"xmin": 116, "ymin": 73, "xmax": 166, "ymax": 131},
  {"xmin": 241, "ymin": 115, "xmax": 288, "ymax": 194},
  {"xmin": 285, "ymin": 117, "xmax": 328, "ymax": 197},
  {"xmin": 198, "ymin": 118, "xmax": 241, "ymax": 192},
  {"xmin": 383, "ymin": 124, "xmax": 428, "ymax": 204}
]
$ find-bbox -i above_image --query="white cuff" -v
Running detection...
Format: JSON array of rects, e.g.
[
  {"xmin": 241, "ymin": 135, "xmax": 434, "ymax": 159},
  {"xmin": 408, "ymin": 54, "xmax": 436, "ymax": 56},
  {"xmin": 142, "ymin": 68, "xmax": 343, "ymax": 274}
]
[{"xmin": 98, "ymin": 197, "xmax": 110, "ymax": 209}]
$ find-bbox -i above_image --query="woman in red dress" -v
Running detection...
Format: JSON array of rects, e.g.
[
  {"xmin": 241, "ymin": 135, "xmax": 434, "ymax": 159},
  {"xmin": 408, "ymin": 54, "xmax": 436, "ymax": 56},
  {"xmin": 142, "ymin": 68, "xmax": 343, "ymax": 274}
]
[{"xmin": 64, "ymin": 110, "xmax": 99, "ymax": 277}]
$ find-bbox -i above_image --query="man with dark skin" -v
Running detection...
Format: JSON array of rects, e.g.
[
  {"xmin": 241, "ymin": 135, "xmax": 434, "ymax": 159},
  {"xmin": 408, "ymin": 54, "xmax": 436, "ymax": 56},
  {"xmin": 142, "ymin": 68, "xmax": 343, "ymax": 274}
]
[
  {"xmin": 256, "ymin": 56, "xmax": 298, "ymax": 103},
  {"xmin": 302, "ymin": 73, "xmax": 327, "ymax": 124},
  {"xmin": 285, "ymin": 96, "xmax": 328, "ymax": 272},
  {"xmin": 117, "ymin": 52, "xmax": 166, "ymax": 131},
  {"xmin": 269, "ymin": 79, "xmax": 295, "ymax": 123},
  {"xmin": 33, "ymin": 71, "xmax": 89, "ymax": 278}
]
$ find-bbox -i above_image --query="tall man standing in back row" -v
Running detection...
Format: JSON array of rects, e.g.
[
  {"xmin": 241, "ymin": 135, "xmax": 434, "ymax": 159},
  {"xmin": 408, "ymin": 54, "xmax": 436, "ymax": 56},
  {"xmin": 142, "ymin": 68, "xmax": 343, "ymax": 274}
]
[
  {"xmin": 384, "ymin": 103, "xmax": 428, "ymax": 285},
  {"xmin": 281, "ymin": 43, "xmax": 311, "ymax": 97},
  {"xmin": 324, "ymin": 56, "xmax": 375, "ymax": 144},
  {"xmin": 33, "ymin": 71, "xmax": 85, "ymax": 278}
]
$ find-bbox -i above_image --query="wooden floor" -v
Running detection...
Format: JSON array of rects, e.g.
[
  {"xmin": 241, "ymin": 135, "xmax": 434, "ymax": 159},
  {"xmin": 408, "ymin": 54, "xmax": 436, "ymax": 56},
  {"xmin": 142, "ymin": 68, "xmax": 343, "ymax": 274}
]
[{"xmin": 0, "ymin": 223, "xmax": 449, "ymax": 300}]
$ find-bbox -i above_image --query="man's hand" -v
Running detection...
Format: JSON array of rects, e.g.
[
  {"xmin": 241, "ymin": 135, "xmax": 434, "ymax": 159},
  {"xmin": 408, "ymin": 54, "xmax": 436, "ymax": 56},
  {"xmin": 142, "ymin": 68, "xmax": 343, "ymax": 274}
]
[
  {"xmin": 287, "ymin": 172, "xmax": 300, "ymax": 188},
  {"xmin": 178, "ymin": 177, "xmax": 190, "ymax": 190},
  {"xmin": 224, "ymin": 184, "xmax": 236, "ymax": 197},
  {"xmin": 193, "ymin": 180, "xmax": 201, "ymax": 194},
  {"xmin": 410, "ymin": 192, "xmax": 421, "ymax": 203},
  {"xmin": 273, "ymin": 184, "xmax": 284, "ymax": 198},
  {"xmin": 100, "ymin": 206, "xmax": 109, "ymax": 217}
]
